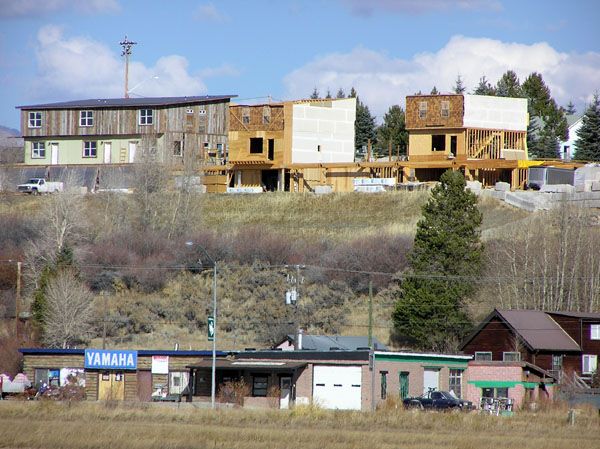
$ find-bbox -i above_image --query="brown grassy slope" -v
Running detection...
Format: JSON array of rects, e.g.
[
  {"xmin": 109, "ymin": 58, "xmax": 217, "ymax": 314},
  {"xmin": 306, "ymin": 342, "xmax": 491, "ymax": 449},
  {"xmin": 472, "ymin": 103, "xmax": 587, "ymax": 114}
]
[{"xmin": 0, "ymin": 402, "xmax": 598, "ymax": 449}]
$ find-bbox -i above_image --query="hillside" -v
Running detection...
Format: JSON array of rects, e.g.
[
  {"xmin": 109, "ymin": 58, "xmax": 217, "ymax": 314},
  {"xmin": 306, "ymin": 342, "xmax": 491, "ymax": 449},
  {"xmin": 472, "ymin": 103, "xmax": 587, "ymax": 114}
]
[
  {"xmin": 0, "ymin": 125, "xmax": 23, "ymax": 163},
  {"xmin": 1, "ymin": 190, "xmax": 534, "ymax": 352}
]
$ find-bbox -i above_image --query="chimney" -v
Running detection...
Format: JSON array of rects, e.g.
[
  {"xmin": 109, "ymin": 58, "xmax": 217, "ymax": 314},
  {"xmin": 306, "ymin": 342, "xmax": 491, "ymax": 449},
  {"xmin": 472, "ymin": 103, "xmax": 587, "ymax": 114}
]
[{"xmin": 295, "ymin": 328, "xmax": 303, "ymax": 351}]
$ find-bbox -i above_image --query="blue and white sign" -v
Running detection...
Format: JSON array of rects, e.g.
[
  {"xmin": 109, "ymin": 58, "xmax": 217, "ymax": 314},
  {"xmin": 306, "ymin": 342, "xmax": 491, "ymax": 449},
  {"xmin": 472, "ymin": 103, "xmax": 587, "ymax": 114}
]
[{"xmin": 84, "ymin": 349, "xmax": 138, "ymax": 370}]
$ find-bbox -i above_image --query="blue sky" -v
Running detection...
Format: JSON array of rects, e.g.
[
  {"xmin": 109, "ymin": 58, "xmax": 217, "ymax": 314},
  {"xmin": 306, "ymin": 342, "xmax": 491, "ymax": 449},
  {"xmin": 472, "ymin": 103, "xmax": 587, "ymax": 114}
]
[{"xmin": 0, "ymin": 0, "xmax": 599, "ymax": 129}]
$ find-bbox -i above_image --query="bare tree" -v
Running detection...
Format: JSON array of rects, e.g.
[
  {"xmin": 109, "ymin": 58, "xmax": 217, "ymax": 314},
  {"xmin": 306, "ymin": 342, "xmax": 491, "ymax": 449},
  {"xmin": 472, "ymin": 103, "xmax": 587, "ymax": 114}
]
[{"xmin": 42, "ymin": 270, "xmax": 95, "ymax": 348}]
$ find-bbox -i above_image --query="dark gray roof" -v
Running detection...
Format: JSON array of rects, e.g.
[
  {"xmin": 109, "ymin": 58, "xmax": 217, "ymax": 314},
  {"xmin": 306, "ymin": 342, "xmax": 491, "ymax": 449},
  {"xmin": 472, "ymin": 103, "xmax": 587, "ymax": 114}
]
[
  {"xmin": 16, "ymin": 95, "xmax": 237, "ymax": 110},
  {"xmin": 497, "ymin": 310, "xmax": 580, "ymax": 352},
  {"xmin": 547, "ymin": 311, "xmax": 600, "ymax": 320},
  {"xmin": 281, "ymin": 334, "xmax": 388, "ymax": 351}
]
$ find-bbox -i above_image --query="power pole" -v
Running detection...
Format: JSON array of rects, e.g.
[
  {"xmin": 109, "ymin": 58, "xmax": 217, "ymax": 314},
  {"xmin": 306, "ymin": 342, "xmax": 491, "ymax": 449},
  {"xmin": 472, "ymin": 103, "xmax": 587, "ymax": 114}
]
[
  {"xmin": 15, "ymin": 261, "xmax": 21, "ymax": 339},
  {"xmin": 368, "ymin": 280, "xmax": 373, "ymax": 349},
  {"xmin": 119, "ymin": 35, "xmax": 137, "ymax": 99},
  {"xmin": 102, "ymin": 292, "xmax": 107, "ymax": 349}
]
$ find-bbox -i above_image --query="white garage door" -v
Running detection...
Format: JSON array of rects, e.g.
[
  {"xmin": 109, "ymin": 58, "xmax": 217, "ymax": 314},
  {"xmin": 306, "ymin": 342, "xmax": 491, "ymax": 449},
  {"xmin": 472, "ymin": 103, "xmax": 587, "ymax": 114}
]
[{"xmin": 313, "ymin": 365, "xmax": 362, "ymax": 410}]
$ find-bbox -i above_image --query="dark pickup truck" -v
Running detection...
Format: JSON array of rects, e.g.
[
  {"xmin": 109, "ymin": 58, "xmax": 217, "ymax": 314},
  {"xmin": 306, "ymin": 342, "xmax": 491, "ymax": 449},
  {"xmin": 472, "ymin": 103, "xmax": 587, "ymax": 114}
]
[{"xmin": 403, "ymin": 390, "xmax": 473, "ymax": 410}]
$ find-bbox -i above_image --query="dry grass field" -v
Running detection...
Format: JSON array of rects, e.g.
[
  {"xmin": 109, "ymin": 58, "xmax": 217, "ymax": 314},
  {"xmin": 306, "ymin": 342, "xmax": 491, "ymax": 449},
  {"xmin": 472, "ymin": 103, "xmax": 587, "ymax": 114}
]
[{"xmin": 0, "ymin": 401, "xmax": 598, "ymax": 449}]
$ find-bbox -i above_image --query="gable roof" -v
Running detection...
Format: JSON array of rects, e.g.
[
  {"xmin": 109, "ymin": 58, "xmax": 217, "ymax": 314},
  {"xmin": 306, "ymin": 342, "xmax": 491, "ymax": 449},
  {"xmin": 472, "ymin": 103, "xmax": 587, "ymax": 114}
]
[
  {"xmin": 278, "ymin": 334, "xmax": 388, "ymax": 351},
  {"xmin": 460, "ymin": 309, "xmax": 581, "ymax": 352},
  {"xmin": 547, "ymin": 311, "xmax": 600, "ymax": 320},
  {"xmin": 16, "ymin": 95, "xmax": 237, "ymax": 110}
]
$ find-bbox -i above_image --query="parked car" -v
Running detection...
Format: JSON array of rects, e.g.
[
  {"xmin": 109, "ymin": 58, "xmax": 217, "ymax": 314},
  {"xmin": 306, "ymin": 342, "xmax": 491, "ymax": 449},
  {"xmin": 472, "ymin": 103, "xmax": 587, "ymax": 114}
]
[
  {"xmin": 403, "ymin": 390, "xmax": 473, "ymax": 411},
  {"xmin": 17, "ymin": 178, "xmax": 64, "ymax": 194}
]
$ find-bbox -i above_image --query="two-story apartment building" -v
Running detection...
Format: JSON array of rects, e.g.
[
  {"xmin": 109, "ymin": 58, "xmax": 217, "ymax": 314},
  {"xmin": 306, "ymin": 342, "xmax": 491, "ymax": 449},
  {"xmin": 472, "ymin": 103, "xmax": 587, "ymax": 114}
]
[
  {"xmin": 17, "ymin": 96, "xmax": 235, "ymax": 166},
  {"xmin": 460, "ymin": 309, "xmax": 600, "ymax": 381}
]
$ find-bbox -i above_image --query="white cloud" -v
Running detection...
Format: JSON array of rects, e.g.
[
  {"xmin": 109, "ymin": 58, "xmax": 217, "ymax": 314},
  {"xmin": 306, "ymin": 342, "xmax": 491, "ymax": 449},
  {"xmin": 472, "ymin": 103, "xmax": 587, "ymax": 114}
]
[
  {"xmin": 193, "ymin": 2, "xmax": 229, "ymax": 23},
  {"xmin": 283, "ymin": 35, "xmax": 600, "ymax": 120},
  {"xmin": 0, "ymin": 0, "xmax": 120, "ymax": 17},
  {"xmin": 31, "ymin": 25, "xmax": 213, "ymax": 99},
  {"xmin": 341, "ymin": 0, "xmax": 502, "ymax": 16}
]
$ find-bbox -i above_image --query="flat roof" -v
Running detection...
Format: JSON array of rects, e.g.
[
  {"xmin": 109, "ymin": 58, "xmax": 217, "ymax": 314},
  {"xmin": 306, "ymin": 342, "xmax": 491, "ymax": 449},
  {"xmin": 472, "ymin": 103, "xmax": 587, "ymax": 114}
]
[
  {"xmin": 187, "ymin": 360, "xmax": 307, "ymax": 371},
  {"xmin": 19, "ymin": 348, "xmax": 230, "ymax": 357},
  {"xmin": 374, "ymin": 351, "xmax": 472, "ymax": 360},
  {"xmin": 235, "ymin": 350, "xmax": 370, "ymax": 361},
  {"xmin": 16, "ymin": 95, "xmax": 237, "ymax": 110}
]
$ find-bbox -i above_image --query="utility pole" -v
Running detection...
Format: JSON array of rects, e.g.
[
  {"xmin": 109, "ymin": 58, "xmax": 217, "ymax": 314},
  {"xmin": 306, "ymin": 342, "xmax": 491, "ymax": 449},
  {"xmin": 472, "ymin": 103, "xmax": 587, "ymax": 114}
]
[
  {"xmin": 119, "ymin": 35, "xmax": 137, "ymax": 99},
  {"xmin": 15, "ymin": 261, "xmax": 21, "ymax": 339},
  {"xmin": 211, "ymin": 262, "xmax": 217, "ymax": 410},
  {"xmin": 368, "ymin": 280, "xmax": 373, "ymax": 348},
  {"xmin": 102, "ymin": 292, "xmax": 107, "ymax": 349}
]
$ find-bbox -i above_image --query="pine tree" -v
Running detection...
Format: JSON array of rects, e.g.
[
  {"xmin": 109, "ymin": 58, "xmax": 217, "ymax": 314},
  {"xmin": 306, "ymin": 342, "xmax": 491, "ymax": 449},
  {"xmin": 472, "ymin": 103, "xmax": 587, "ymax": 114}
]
[
  {"xmin": 325, "ymin": 89, "xmax": 332, "ymax": 99},
  {"xmin": 565, "ymin": 101, "xmax": 577, "ymax": 115},
  {"xmin": 353, "ymin": 91, "xmax": 377, "ymax": 157},
  {"xmin": 349, "ymin": 87, "xmax": 357, "ymax": 98},
  {"xmin": 453, "ymin": 75, "xmax": 466, "ymax": 94},
  {"xmin": 377, "ymin": 105, "xmax": 408, "ymax": 156},
  {"xmin": 392, "ymin": 170, "xmax": 482, "ymax": 351},
  {"xmin": 496, "ymin": 70, "xmax": 523, "ymax": 98},
  {"xmin": 430, "ymin": 86, "xmax": 439, "ymax": 95},
  {"xmin": 473, "ymin": 76, "xmax": 496, "ymax": 95},
  {"xmin": 310, "ymin": 88, "xmax": 319, "ymax": 99},
  {"xmin": 336, "ymin": 88, "xmax": 346, "ymax": 99},
  {"xmin": 574, "ymin": 93, "xmax": 600, "ymax": 161}
]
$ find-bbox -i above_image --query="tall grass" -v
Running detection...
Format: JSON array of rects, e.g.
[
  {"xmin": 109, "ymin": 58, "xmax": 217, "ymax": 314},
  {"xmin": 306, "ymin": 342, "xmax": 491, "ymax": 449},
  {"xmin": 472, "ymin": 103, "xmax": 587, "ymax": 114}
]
[{"xmin": 0, "ymin": 401, "xmax": 597, "ymax": 449}]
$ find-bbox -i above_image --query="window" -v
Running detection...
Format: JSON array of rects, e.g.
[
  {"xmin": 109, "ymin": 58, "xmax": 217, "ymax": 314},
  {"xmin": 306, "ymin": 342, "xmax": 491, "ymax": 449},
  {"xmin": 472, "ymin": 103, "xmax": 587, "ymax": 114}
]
[
  {"xmin": 591, "ymin": 324, "xmax": 600, "ymax": 340},
  {"xmin": 475, "ymin": 352, "xmax": 492, "ymax": 361},
  {"xmin": 83, "ymin": 141, "xmax": 97, "ymax": 158},
  {"xmin": 418, "ymin": 101, "xmax": 427, "ymax": 119},
  {"xmin": 31, "ymin": 142, "xmax": 45, "ymax": 158},
  {"xmin": 380, "ymin": 371, "xmax": 388, "ymax": 400},
  {"xmin": 263, "ymin": 106, "xmax": 271, "ymax": 124},
  {"xmin": 552, "ymin": 355, "xmax": 563, "ymax": 372},
  {"xmin": 441, "ymin": 101, "xmax": 450, "ymax": 118},
  {"xmin": 199, "ymin": 107, "xmax": 207, "ymax": 116},
  {"xmin": 583, "ymin": 354, "xmax": 597, "ymax": 374},
  {"xmin": 242, "ymin": 107, "xmax": 250, "ymax": 124},
  {"xmin": 317, "ymin": 144, "xmax": 321, "ymax": 152},
  {"xmin": 482, "ymin": 387, "xmax": 509, "ymax": 399},
  {"xmin": 449, "ymin": 369, "xmax": 463, "ymax": 398},
  {"xmin": 250, "ymin": 137, "xmax": 263, "ymax": 154},
  {"xmin": 28, "ymin": 111, "xmax": 42, "ymax": 128},
  {"xmin": 79, "ymin": 110, "xmax": 94, "ymax": 127},
  {"xmin": 186, "ymin": 108, "xmax": 194, "ymax": 114},
  {"xmin": 216, "ymin": 143, "xmax": 224, "ymax": 158},
  {"xmin": 139, "ymin": 109, "xmax": 153, "ymax": 125},
  {"xmin": 432, "ymin": 135, "xmax": 446, "ymax": 152},
  {"xmin": 252, "ymin": 375, "xmax": 268, "ymax": 397},
  {"xmin": 399, "ymin": 372, "xmax": 409, "ymax": 399},
  {"xmin": 173, "ymin": 141, "xmax": 182, "ymax": 156},
  {"xmin": 503, "ymin": 352, "xmax": 521, "ymax": 362}
]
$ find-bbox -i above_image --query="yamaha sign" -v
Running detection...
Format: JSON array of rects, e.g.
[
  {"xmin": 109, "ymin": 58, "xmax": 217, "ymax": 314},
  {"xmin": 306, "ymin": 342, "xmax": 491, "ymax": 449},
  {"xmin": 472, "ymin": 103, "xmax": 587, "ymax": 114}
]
[{"xmin": 84, "ymin": 349, "xmax": 138, "ymax": 370}]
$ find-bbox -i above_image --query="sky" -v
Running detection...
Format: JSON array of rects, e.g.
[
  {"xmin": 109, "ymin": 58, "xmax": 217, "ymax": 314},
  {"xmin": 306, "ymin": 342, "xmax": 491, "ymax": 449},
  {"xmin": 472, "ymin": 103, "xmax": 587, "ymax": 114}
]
[{"xmin": 0, "ymin": 0, "xmax": 599, "ymax": 129}]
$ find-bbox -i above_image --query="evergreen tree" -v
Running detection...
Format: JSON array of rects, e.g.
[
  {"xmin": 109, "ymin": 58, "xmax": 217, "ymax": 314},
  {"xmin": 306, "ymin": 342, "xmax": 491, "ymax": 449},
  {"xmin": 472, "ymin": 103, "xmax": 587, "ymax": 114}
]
[
  {"xmin": 574, "ymin": 93, "xmax": 600, "ymax": 161},
  {"xmin": 536, "ymin": 126, "xmax": 561, "ymax": 159},
  {"xmin": 377, "ymin": 105, "xmax": 408, "ymax": 156},
  {"xmin": 496, "ymin": 70, "xmax": 523, "ymax": 98},
  {"xmin": 354, "ymin": 94, "xmax": 377, "ymax": 157},
  {"xmin": 453, "ymin": 75, "xmax": 466, "ymax": 94},
  {"xmin": 565, "ymin": 101, "xmax": 577, "ymax": 115},
  {"xmin": 473, "ymin": 76, "xmax": 496, "ymax": 95},
  {"xmin": 336, "ymin": 88, "xmax": 346, "ymax": 99},
  {"xmin": 325, "ymin": 89, "xmax": 332, "ymax": 99},
  {"xmin": 392, "ymin": 170, "xmax": 482, "ymax": 351},
  {"xmin": 430, "ymin": 86, "xmax": 439, "ymax": 95},
  {"xmin": 523, "ymin": 72, "xmax": 568, "ymax": 145},
  {"xmin": 310, "ymin": 88, "xmax": 319, "ymax": 99},
  {"xmin": 349, "ymin": 87, "xmax": 357, "ymax": 98}
]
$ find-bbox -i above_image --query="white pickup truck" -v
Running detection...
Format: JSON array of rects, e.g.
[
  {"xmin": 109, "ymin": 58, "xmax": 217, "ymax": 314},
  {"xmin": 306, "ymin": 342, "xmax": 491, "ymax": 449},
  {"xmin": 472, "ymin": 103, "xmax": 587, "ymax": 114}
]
[{"xmin": 17, "ymin": 178, "xmax": 64, "ymax": 194}]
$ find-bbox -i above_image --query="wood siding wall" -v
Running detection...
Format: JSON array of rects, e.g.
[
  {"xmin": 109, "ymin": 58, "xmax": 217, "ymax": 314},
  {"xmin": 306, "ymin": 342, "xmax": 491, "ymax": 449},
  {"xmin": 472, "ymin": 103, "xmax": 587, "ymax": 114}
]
[
  {"xmin": 405, "ymin": 95, "xmax": 464, "ymax": 130},
  {"xmin": 21, "ymin": 101, "xmax": 230, "ymax": 138}
]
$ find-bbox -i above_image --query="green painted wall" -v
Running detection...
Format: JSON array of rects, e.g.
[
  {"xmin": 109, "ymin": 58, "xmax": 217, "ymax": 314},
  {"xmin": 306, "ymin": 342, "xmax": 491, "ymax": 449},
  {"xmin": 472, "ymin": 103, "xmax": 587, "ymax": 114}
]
[
  {"xmin": 375, "ymin": 353, "xmax": 470, "ymax": 368},
  {"xmin": 468, "ymin": 380, "xmax": 551, "ymax": 388},
  {"xmin": 24, "ymin": 136, "xmax": 166, "ymax": 165}
]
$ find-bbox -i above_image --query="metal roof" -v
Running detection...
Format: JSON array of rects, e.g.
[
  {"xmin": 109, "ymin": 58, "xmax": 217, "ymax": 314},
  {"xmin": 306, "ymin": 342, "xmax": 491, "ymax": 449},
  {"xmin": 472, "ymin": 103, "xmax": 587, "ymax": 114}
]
[
  {"xmin": 236, "ymin": 350, "xmax": 370, "ymax": 361},
  {"xmin": 547, "ymin": 311, "xmax": 600, "ymax": 320},
  {"xmin": 280, "ymin": 334, "xmax": 388, "ymax": 351},
  {"xmin": 187, "ymin": 360, "xmax": 307, "ymax": 371},
  {"xmin": 19, "ymin": 348, "xmax": 229, "ymax": 357},
  {"xmin": 16, "ymin": 95, "xmax": 237, "ymax": 110}
]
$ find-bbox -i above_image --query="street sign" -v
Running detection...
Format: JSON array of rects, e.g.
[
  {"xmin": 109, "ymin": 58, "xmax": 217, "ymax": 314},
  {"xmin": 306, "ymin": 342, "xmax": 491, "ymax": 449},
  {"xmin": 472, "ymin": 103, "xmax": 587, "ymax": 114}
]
[{"xmin": 207, "ymin": 316, "xmax": 215, "ymax": 341}]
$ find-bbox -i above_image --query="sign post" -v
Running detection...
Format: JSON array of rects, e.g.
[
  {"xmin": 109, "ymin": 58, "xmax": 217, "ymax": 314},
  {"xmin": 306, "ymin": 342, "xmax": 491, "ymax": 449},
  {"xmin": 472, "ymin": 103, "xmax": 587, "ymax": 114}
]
[{"xmin": 208, "ymin": 316, "xmax": 215, "ymax": 341}]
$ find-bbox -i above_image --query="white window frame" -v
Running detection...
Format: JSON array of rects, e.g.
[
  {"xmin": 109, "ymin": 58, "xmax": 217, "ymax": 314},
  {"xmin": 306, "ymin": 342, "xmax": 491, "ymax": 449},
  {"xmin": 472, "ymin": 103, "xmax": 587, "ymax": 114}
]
[
  {"xmin": 79, "ymin": 110, "xmax": 94, "ymax": 127},
  {"xmin": 582, "ymin": 354, "xmax": 597, "ymax": 374},
  {"xmin": 139, "ymin": 109, "xmax": 153, "ymax": 125},
  {"xmin": 28, "ymin": 111, "xmax": 42, "ymax": 128},
  {"xmin": 31, "ymin": 142, "xmax": 45, "ymax": 159},
  {"xmin": 449, "ymin": 369, "xmax": 463, "ymax": 398},
  {"xmin": 502, "ymin": 352, "xmax": 521, "ymax": 362},
  {"xmin": 83, "ymin": 141, "xmax": 97, "ymax": 158},
  {"xmin": 590, "ymin": 324, "xmax": 600, "ymax": 340},
  {"xmin": 418, "ymin": 101, "xmax": 427, "ymax": 119},
  {"xmin": 474, "ymin": 351, "xmax": 492, "ymax": 361},
  {"xmin": 441, "ymin": 101, "xmax": 450, "ymax": 118}
]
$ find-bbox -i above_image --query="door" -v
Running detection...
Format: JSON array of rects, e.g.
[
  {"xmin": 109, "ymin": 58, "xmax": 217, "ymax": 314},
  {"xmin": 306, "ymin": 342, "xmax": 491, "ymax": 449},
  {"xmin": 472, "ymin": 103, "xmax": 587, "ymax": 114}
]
[
  {"xmin": 313, "ymin": 365, "xmax": 362, "ymax": 410},
  {"xmin": 279, "ymin": 376, "xmax": 292, "ymax": 409},
  {"xmin": 98, "ymin": 371, "xmax": 125, "ymax": 401},
  {"xmin": 399, "ymin": 372, "xmax": 409, "ymax": 399},
  {"xmin": 423, "ymin": 369, "xmax": 439, "ymax": 394},
  {"xmin": 137, "ymin": 370, "xmax": 152, "ymax": 401},
  {"xmin": 104, "ymin": 142, "xmax": 112, "ymax": 164},
  {"xmin": 128, "ymin": 142, "xmax": 137, "ymax": 163},
  {"xmin": 50, "ymin": 143, "xmax": 59, "ymax": 165}
]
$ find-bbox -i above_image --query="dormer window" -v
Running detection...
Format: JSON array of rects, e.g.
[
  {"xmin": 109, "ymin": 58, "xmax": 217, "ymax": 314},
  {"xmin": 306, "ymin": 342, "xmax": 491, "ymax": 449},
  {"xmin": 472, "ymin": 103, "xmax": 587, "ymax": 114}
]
[
  {"xmin": 418, "ymin": 102, "xmax": 427, "ymax": 119},
  {"xmin": 79, "ymin": 110, "xmax": 94, "ymax": 127},
  {"xmin": 28, "ymin": 111, "xmax": 42, "ymax": 128},
  {"xmin": 139, "ymin": 109, "xmax": 153, "ymax": 125},
  {"xmin": 441, "ymin": 101, "xmax": 450, "ymax": 118}
]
